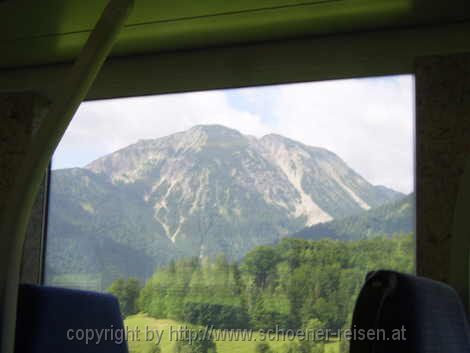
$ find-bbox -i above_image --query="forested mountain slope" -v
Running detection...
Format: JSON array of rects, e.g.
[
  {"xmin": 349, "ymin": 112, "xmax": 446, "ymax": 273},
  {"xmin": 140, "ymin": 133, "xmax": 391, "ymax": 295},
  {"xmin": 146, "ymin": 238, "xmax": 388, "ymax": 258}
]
[{"xmin": 291, "ymin": 193, "xmax": 414, "ymax": 241}]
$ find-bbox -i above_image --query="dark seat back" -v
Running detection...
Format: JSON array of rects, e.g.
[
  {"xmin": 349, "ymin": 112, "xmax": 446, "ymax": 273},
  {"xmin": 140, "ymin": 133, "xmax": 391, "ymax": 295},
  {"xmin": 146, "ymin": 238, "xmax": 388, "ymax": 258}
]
[
  {"xmin": 15, "ymin": 284, "xmax": 128, "ymax": 353},
  {"xmin": 350, "ymin": 270, "xmax": 470, "ymax": 353}
]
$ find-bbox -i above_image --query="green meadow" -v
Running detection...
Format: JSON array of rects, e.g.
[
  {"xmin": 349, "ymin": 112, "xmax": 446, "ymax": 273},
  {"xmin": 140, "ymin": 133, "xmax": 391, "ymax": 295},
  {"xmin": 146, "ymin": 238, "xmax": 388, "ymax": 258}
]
[{"xmin": 124, "ymin": 314, "xmax": 340, "ymax": 353}]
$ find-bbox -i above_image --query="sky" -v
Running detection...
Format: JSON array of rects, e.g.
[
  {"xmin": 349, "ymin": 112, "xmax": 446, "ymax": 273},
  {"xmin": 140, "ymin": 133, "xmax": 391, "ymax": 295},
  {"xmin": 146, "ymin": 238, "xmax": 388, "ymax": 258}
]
[{"xmin": 53, "ymin": 75, "xmax": 415, "ymax": 193}]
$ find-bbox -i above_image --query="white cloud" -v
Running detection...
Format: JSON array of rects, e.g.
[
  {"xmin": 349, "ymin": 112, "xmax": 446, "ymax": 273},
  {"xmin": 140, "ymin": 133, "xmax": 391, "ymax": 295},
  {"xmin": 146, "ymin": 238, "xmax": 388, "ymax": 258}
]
[
  {"xmin": 53, "ymin": 75, "xmax": 414, "ymax": 193},
  {"xmin": 268, "ymin": 75, "xmax": 415, "ymax": 193}
]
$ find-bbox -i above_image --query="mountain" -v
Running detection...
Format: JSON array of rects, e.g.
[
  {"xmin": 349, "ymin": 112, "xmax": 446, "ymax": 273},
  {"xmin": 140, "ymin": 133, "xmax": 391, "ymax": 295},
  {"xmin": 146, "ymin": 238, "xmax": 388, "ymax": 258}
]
[
  {"xmin": 45, "ymin": 168, "xmax": 181, "ymax": 287},
  {"xmin": 291, "ymin": 193, "xmax": 414, "ymax": 241},
  {"xmin": 46, "ymin": 125, "xmax": 403, "ymax": 288}
]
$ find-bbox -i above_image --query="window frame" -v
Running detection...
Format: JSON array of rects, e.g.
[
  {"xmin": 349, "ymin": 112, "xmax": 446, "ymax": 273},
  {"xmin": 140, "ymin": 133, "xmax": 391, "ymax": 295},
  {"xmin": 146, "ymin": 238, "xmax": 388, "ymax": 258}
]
[{"xmin": 17, "ymin": 19, "xmax": 470, "ymax": 284}]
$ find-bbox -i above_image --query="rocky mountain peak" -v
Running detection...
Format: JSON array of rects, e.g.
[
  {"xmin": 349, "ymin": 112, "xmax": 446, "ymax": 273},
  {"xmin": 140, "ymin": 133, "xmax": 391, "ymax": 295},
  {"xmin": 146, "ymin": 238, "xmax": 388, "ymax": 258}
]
[{"xmin": 50, "ymin": 125, "xmax": 404, "ymax": 280}]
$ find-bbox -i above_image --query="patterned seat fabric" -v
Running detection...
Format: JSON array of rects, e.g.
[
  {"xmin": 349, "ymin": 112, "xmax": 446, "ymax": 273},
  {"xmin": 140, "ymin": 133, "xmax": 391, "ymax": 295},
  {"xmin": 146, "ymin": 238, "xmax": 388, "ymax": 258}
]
[{"xmin": 350, "ymin": 270, "xmax": 470, "ymax": 353}]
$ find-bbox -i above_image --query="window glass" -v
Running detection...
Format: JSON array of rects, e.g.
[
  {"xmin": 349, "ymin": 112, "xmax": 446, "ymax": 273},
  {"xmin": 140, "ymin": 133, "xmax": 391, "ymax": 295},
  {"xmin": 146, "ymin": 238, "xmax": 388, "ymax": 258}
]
[{"xmin": 46, "ymin": 75, "xmax": 415, "ymax": 353}]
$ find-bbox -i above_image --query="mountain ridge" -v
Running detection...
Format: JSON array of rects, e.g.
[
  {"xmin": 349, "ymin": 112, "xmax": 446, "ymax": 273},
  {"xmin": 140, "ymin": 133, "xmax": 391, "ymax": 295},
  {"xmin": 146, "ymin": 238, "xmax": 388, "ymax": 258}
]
[
  {"xmin": 47, "ymin": 124, "xmax": 404, "ymax": 287},
  {"xmin": 291, "ymin": 192, "xmax": 414, "ymax": 241}
]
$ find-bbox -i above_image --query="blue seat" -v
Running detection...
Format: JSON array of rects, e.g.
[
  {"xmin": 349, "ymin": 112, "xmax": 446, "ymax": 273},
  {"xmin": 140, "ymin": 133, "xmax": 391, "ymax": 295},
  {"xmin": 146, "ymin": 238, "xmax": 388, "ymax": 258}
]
[
  {"xmin": 349, "ymin": 270, "xmax": 470, "ymax": 353},
  {"xmin": 15, "ymin": 284, "xmax": 128, "ymax": 353}
]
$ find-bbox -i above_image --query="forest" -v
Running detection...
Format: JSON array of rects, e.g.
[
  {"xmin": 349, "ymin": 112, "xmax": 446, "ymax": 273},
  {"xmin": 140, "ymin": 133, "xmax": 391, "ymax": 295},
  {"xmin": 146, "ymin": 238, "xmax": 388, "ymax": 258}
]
[{"xmin": 108, "ymin": 234, "xmax": 413, "ymax": 353}]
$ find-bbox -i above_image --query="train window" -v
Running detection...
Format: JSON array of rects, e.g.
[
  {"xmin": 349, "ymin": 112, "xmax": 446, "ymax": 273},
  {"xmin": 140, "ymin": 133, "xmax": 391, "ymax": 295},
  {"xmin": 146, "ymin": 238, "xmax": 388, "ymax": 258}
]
[{"xmin": 45, "ymin": 75, "xmax": 415, "ymax": 353}]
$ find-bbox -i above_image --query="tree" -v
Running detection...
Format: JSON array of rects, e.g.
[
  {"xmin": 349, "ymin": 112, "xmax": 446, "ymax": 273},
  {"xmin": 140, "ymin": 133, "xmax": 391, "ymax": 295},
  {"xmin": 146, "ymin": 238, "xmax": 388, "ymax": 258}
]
[
  {"xmin": 250, "ymin": 292, "xmax": 268, "ymax": 329},
  {"xmin": 107, "ymin": 277, "xmax": 142, "ymax": 317},
  {"xmin": 138, "ymin": 233, "xmax": 414, "ymax": 341},
  {"xmin": 242, "ymin": 246, "xmax": 280, "ymax": 288}
]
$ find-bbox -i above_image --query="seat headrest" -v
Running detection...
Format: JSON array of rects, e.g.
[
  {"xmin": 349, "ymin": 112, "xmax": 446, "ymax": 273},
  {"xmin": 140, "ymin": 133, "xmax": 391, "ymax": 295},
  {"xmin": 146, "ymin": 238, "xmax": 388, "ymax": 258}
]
[
  {"xmin": 350, "ymin": 270, "xmax": 470, "ymax": 353},
  {"xmin": 15, "ymin": 284, "xmax": 128, "ymax": 353}
]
